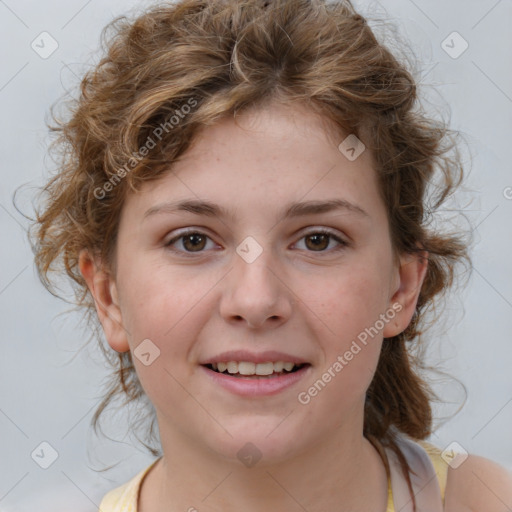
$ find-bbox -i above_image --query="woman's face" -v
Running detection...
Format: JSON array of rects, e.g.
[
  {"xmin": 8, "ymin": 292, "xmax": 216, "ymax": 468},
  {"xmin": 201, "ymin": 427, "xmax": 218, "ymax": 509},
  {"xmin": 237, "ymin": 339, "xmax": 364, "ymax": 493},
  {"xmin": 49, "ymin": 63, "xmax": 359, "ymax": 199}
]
[{"xmin": 84, "ymin": 102, "xmax": 426, "ymax": 465}]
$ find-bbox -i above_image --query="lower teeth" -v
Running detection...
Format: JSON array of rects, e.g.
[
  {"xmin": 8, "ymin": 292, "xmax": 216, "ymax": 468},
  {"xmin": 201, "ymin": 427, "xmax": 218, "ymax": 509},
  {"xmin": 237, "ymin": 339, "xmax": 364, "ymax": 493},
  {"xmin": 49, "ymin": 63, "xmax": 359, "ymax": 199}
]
[
  {"xmin": 221, "ymin": 371, "xmax": 293, "ymax": 378},
  {"xmin": 232, "ymin": 375, "xmax": 276, "ymax": 378}
]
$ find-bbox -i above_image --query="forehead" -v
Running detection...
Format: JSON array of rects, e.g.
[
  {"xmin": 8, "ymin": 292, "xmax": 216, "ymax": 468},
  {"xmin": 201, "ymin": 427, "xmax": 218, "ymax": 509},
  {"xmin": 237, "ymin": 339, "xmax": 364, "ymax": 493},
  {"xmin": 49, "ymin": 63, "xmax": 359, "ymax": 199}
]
[
  {"xmin": 189, "ymin": 100, "xmax": 355, "ymax": 155},
  {"xmin": 120, "ymin": 101, "xmax": 383, "ymax": 224}
]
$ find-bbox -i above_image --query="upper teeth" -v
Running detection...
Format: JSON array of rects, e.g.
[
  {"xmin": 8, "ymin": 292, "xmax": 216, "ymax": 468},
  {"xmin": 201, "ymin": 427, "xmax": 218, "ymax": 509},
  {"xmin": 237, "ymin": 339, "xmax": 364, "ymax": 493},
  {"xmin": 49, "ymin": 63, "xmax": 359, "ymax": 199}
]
[{"xmin": 211, "ymin": 361, "xmax": 298, "ymax": 375}]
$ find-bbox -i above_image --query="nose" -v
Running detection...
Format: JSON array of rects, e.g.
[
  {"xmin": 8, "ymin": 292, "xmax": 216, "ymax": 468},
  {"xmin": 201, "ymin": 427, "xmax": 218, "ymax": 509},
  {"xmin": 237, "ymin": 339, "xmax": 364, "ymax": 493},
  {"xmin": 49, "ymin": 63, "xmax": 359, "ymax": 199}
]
[{"xmin": 219, "ymin": 245, "xmax": 294, "ymax": 330}]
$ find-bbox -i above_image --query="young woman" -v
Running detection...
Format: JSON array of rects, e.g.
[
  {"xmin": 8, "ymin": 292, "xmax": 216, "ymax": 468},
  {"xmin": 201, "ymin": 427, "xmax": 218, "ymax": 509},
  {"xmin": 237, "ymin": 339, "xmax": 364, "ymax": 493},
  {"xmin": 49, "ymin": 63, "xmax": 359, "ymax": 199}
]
[{"xmin": 31, "ymin": 0, "xmax": 512, "ymax": 510}]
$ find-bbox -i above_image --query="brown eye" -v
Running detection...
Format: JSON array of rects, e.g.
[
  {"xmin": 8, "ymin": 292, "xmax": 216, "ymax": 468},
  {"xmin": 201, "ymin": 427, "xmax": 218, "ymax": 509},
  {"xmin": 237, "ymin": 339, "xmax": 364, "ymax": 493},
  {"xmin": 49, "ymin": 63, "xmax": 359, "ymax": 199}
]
[
  {"xmin": 166, "ymin": 230, "xmax": 213, "ymax": 253},
  {"xmin": 304, "ymin": 233, "xmax": 330, "ymax": 251},
  {"xmin": 296, "ymin": 229, "xmax": 348, "ymax": 253},
  {"xmin": 182, "ymin": 233, "xmax": 207, "ymax": 251}
]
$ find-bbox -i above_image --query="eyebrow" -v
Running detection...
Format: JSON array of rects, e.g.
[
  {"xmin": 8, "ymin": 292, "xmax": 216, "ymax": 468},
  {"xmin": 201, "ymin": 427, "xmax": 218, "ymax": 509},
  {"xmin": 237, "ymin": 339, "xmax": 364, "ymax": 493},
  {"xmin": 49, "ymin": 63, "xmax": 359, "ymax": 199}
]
[{"xmin": 143, "ymin": 198, "xmax": 369, "ymax": 222}]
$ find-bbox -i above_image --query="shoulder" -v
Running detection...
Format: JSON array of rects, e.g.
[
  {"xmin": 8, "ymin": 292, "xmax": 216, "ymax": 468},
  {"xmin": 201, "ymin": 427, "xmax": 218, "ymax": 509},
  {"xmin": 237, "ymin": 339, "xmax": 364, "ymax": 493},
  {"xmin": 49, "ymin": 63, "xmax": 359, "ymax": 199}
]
[
  {"xmin": 444, "ymin": 453, "xmax": 512, "ymax": 512},
  {"xmin": 99, "ymin": 479, "xmax": 136, "ymax": 512},
  {"xmin": 98, "ymin": 458, "xmax": 161, "ymax": 512}
]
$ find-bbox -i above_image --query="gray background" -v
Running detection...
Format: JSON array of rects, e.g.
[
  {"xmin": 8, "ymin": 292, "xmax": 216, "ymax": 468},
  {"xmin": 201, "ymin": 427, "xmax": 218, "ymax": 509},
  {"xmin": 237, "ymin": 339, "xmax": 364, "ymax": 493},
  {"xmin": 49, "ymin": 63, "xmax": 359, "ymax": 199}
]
[{"xmin": 1, "ymin": 0, "xmax": 511, "ymax": 510}]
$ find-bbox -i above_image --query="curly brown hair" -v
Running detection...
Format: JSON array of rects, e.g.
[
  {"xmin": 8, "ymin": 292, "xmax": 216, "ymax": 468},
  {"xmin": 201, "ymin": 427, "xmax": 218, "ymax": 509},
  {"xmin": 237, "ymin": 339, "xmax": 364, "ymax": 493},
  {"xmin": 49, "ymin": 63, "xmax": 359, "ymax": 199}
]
[{"xmin": 30, "ymin": 0, "xmax": 470, "ymax": 504}]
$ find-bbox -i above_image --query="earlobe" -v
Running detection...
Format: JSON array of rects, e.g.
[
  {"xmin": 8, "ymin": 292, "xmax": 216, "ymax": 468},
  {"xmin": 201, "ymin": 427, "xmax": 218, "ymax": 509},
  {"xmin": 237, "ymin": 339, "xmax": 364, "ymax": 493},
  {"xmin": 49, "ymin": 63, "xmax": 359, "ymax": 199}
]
[
  {"xmin": 383, "ymin": 250, "xmax": 428, "ymax": 338},
  {"xmin": 78, "ymin": 249, "xmax": 130, "ymax": 353}
]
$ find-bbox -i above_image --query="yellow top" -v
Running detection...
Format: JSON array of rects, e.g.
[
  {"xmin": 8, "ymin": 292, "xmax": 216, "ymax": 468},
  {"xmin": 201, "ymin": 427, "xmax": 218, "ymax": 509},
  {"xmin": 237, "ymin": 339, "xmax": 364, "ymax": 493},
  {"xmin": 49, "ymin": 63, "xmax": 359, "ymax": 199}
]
[
  {"xmin": 385, "ymin": 440, "xmax": 448, "ymax": 511},
  {"xmin": 99, "ymin": 441, "xmax": 448, "ymax": 512}
]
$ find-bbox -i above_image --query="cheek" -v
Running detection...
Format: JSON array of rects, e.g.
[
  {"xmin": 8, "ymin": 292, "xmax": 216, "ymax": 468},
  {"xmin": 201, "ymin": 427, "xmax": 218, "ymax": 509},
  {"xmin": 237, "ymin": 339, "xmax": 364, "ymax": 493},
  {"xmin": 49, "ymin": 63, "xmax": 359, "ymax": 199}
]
[
  {"xmin": 117, "ymin": 258, "xmax": 206, "ymax": 338},
  {"xmin": 116, "ymin": 266, "xmax": 201, "ymax": 404},
  {"xmin": 314, "ymin": 262, "xmax": 391, "ymax": 336},
  {"xmin": 303, "ymin": 285, "xmax": 384, "ymax": 415},
  {"xmin": 303, "ymin": 259, "xmax": 390, "ymax": 390}
]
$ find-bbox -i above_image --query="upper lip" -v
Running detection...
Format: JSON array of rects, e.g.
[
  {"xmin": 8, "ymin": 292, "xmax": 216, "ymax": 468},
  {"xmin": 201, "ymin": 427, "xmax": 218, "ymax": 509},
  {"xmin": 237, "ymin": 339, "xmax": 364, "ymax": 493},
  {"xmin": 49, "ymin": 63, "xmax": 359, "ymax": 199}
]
[{"xmin": 200, "ymin": 350, "xmax": 309, "ymax": 365}]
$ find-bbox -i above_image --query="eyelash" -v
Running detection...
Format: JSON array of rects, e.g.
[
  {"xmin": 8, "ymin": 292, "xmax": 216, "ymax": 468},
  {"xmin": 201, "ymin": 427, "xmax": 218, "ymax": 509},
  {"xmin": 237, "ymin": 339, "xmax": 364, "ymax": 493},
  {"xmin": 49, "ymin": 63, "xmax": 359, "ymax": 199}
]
[{"xmin": 164, "ymin": 228, "xmax": 349, "ymax": 256}]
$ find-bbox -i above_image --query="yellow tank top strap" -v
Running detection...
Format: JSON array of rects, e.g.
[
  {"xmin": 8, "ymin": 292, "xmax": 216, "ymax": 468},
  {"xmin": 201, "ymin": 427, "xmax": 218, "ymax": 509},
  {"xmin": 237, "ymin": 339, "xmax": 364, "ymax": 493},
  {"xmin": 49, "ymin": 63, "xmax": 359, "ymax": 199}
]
[
  {"xmin": 417, "ymin": 440, "xmax": 449, "ymax": 501},
  {"xmin": 386, "ymin": 478, "xmax": 394, "ymax": 512},
  {"xmin": 385, "ymin": 439, "xmax": 448, "ymax": 511}
]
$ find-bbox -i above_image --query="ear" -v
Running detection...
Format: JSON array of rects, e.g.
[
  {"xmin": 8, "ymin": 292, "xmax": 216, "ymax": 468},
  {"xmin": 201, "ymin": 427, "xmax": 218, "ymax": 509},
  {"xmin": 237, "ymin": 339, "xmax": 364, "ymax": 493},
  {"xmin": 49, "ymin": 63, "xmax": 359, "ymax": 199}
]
[
  {"xmin": 78, "ymin": 249, "xmax": 130, "ymax": 353},
  {"xmin": 383, "ymin": 250, "xmax": 428, "ymax": 338}
]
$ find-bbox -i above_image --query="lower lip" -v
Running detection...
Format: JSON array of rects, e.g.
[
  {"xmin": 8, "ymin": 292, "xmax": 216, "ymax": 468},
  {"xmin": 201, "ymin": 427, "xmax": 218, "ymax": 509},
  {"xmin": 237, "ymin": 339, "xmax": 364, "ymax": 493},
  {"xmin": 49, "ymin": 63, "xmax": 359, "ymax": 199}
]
[{"xmin": 200, "ymin": 365, "xmax": 311, "ymax": 397}]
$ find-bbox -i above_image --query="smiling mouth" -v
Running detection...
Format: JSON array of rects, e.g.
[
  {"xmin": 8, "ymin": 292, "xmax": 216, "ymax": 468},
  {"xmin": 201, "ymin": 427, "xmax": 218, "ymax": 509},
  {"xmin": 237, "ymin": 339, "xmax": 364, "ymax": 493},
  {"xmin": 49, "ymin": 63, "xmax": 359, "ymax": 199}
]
[{"xmin": 203, "ymin": 362, "xmax": 309, "ymax": 378}]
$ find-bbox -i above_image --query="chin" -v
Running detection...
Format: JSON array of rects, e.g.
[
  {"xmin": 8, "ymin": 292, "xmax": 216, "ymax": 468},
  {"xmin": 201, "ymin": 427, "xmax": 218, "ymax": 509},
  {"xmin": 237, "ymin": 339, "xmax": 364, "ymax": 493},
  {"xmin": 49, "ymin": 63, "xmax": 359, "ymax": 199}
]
[{"xmin": 204, "ymin": 420, "xmax": 308, "ymax": 468}]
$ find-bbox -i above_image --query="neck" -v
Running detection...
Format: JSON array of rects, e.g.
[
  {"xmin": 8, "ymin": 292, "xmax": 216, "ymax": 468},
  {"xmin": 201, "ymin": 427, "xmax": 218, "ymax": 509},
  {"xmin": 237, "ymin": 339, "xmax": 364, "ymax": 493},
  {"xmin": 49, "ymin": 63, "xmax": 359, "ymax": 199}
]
[{"xmin": 142, "ymin": 419, "xmax": 388, "ymax": 512}]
